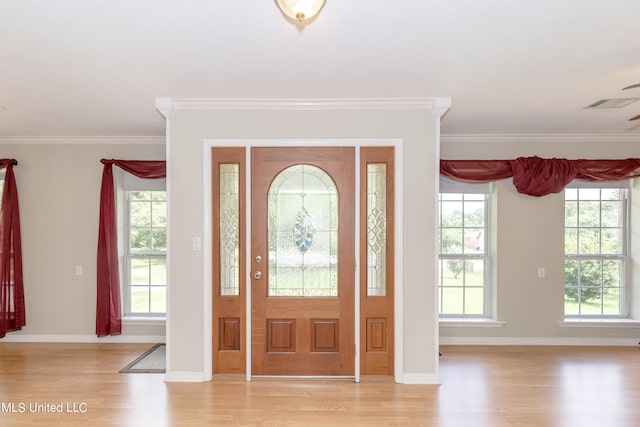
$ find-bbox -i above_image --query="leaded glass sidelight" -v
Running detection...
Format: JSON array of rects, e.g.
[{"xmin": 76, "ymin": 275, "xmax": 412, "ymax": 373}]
[
  {"xmin": 367, "ymin": 164, "xmax": 387, "ymax": 296},
  {"xmin": 268, "ymin": 164, "xmax": 338, "ymax": 297},
  {"xmin": 219, "ymin": 164, "xmax": 240, "ymax": 296}
]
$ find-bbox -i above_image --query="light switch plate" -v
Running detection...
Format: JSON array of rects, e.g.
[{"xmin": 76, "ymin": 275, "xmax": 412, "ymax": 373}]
[{"xmin": 193, "ymin": 237, "xmax": 202, "ymax": 251}]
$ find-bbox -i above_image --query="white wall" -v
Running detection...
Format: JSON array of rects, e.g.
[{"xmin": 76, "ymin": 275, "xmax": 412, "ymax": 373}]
[
  {"xmin": 0, "ymin": 141, "xmax": 165, "ymax": 342},
  {"xmin": 163, "ymin": 100, "xmax": 445, "ymax": 382},
  {"xmin": 4, "ymin": 132, "xmax": 636, "ymax": 352},
  {"xmin": 440, "ymin": 135, "xmax": 640, "ymax": 343}
]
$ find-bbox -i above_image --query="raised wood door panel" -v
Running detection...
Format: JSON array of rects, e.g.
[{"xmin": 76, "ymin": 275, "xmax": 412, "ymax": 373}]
[
  {"xmin": 251, "ymin": 147, "xmax": 355, "ymax": 376},
  {"xmin": 211, "ymin": 147, "xmax": 246, "ymax": 374},
  {"xmin": 359, "ymin": 147, "xmax": 394, "ymax": 375}
]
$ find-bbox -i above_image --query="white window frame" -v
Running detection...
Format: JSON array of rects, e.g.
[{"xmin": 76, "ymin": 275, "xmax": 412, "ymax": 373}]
[
  {"xmin": 123, "ymin": 173, "xmax": 167, "ymax": 318},
  {"xmin": 564, "ymin": 183, "xmax": 630, "ymax": 319},
  {"xmin": 438, "ymin": 178, "xmax": 491, "ymax": 318},
  {"xmin": 0, "ymin": 169, "xmax": 5, "ymax": 201}
]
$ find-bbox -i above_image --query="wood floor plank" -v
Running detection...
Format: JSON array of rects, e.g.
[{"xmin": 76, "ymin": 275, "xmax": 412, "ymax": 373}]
[{"xmin": 1, "ymin": 343, "xmax": 639, "ymax": 426}]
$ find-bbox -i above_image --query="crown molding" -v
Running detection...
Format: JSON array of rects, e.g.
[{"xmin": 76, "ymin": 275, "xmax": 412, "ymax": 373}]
[
  {"xmin": 0, "ymin": 136, "xmax": 165, "ymax": 145},
  {"xmin": 158, "ymin": 97, "xmax": 450, "ymax": 111},
  {"xmin": 441, "ymin": 133, "xmax": 640, "ymax": 144},
  {"xmin": 4, "ymin": 133, "xmax": 636, "ymax": 146},
  {"xmin": 432, "ymin": 98, "xmax": 452, "ymax": 118},
  {"xmin": 155, "ymin": 97, "xmax": 175, "ymax": 119}
]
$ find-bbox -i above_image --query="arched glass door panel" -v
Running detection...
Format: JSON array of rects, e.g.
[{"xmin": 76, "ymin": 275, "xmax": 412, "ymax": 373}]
[{"xmin": 267, "ymin": 164, "xmax": 338, "ymax": 297}]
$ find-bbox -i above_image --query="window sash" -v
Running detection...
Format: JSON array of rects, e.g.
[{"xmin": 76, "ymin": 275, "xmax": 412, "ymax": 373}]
[
  {"xmin": 124, "ymin": 189, "xmax": 167, "ymax": 317},
  {"xmin": 438, "ymin": 193, "xmax": 490, "ymax": 318},
  {"xmin": 564, "ymin": 187, "xmax": 629, "ymax": 318},
  {"xmin": 438, "ymin": 255, "xmax": 490, "ymax": 318}
]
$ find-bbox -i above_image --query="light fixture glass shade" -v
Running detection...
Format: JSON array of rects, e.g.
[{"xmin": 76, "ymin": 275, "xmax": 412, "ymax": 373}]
[{"xmin": 276, "ymin": 0, "xmax": 326, "ymax": 21}]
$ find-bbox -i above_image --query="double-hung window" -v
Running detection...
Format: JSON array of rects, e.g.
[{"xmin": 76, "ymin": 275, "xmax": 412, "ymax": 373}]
[
  {"xmin": 564, "ymin": 185, "xmax": 629, "ymax": 318},
  {"xmin": 123, "ymin": 173, "xmax": 167, "ymax": 316},
  {"xmin": 438, "ymin": 179, "xmax": 490, "ymax": 317}
]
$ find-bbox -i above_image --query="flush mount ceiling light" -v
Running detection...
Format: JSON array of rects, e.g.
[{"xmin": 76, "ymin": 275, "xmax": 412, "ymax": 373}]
[{"xmin": 275, "ymin": 0, "xmax": 326, "ymax": 22}]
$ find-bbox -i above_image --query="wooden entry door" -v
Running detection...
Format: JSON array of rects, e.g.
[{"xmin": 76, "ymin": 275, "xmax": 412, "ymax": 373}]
[{"xmin": 251, "ymin": 147, "xmax": 355, "ymax": 376}]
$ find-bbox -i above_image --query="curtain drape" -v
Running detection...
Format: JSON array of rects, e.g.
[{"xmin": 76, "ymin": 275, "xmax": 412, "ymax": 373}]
[
  {"xmin": 0, "ymin": 159, "xmax": 24, "ymax": 338},
  {"xmin": 96, "ymin": 159, "xmax": 166, "ymax": 337},
  {"xmin": 440, "ymin": 156, "xmax": 640, "ymax": 197}
]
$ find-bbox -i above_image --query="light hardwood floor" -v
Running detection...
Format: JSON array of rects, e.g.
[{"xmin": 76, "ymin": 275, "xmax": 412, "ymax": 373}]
[{"xmin": 0, "ymin": 343, "xmax": 639, "ymax": 426}]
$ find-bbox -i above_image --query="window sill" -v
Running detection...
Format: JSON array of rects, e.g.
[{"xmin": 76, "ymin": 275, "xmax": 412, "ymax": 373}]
[
  {"xmin": 439, "ymin": 319, "xmax": 506, "ymax": 328},
  {"xmin": 122, "ymin": 317, "xmax": 166, "ymax": 326},
  {"xmin": 559, "ymin": 319, "xmax": 640, "ymax": 328}
]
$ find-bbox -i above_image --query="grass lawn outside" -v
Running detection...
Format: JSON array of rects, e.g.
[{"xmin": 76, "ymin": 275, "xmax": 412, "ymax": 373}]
[{"xmin": 440, "ymin": 263, "xmax": 622, "ymax": 316}]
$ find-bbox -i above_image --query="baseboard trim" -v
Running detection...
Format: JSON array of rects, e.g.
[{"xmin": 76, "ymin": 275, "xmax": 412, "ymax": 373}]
[
  {"xmin": 0, "ymin": 334, "xmax": 165, "ymax": 343},
  {"xmin": 164, "ymin": 371, "xmax": 206, "ymax": 383},
  {"xmin": 401, "ymin": 373, "xmax": 441, "ymax": 385},
  {"xmin": 439, "ymin": 337, "xmax": 639, "ymax": 346}
]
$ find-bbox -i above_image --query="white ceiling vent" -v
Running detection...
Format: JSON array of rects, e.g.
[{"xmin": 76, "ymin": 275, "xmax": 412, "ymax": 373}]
[{"xmin": 584, "ymin": 98, "xmax": 640, "ymax": 109}]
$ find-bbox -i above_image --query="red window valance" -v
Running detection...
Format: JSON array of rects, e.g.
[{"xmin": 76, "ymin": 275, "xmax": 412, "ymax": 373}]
[
  {"xmin": 0, "ymin": 159, "xmax": 24, "ymax": 338},
  {"xmin": 96, "ymin": 160, "xmax": 166, "ymax": 337},
  {"xmin": 440, "ymin": 156, "xmax": 640, "ymax": 197}
]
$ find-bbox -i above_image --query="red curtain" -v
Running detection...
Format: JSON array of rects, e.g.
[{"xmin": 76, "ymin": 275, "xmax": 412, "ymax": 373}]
[
  {"xmin": 96, "ymin": 159, "xmax": 166, "ymax": 337},
  {"xmin": 0, "ymin": 159, "xmax": 24, "ymax": 338},
  {"xmin": 440, "ymin": 156, "xmax": 640, "ymax": 197}
]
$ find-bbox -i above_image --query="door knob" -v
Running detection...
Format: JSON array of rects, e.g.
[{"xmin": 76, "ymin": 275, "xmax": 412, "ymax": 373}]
[{"xmin": 253, "ymin": 271, "xmax": 263, "ymax": 280}]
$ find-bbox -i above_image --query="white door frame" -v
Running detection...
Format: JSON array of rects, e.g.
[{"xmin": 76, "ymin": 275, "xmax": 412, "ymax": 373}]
[{"xmin": 202, "ymin": 138, "xmax": 403, "ymax": 382}]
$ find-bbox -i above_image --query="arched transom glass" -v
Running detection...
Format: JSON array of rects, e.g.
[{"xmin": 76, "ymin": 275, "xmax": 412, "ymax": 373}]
[{"xmin": 268, "ymin": 164, "xmax": 338, "ymax": 297}]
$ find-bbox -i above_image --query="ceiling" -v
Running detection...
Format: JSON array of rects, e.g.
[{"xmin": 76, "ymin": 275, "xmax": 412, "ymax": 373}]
[{"xmin": 1, "ymin": 0, "xmax": 640, "ymax": 138}]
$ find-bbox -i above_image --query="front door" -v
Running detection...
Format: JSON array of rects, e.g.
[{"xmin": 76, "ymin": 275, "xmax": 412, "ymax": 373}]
[{"xmin": 251, "ymin": 147, "xmax": 355, "ymax": 376}]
